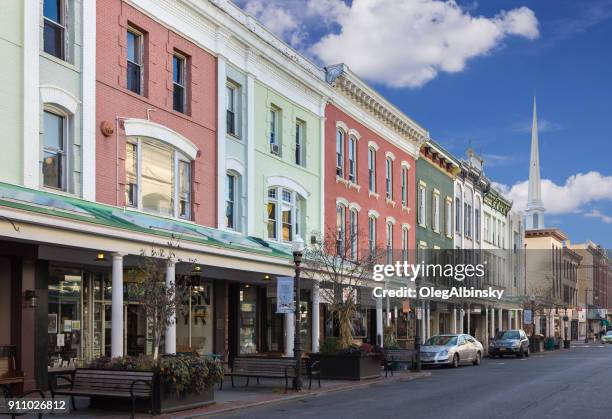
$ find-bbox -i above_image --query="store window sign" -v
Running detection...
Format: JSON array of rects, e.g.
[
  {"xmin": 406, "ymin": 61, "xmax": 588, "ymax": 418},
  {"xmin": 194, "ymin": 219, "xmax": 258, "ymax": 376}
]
[{"xmin": 276, "ymin": 277, "xmax": 294, "ymax": 314}]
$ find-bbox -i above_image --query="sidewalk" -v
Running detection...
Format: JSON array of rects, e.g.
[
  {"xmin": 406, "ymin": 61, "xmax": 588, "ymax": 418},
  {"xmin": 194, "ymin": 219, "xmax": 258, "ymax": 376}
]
[{"xmin": 50, "ymin": 370, "xmax": 430, "ymax": 418}]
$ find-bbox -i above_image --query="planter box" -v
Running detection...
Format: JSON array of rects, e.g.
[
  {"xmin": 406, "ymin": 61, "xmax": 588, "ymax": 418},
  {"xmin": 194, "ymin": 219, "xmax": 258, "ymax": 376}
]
[
  {"xmin": 91, "ymin": 375, "xmax": 215, "ymax": 415},
  {"xmin": 310, "ymin": 353, "xmax": 382, "ymax": 380}
]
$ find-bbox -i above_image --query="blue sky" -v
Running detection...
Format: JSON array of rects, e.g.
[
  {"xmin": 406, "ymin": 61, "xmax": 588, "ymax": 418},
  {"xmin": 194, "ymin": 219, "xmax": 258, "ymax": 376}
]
[{"xmin": 237, "ymin": 0, "xmax": 612, "ymax": 247}]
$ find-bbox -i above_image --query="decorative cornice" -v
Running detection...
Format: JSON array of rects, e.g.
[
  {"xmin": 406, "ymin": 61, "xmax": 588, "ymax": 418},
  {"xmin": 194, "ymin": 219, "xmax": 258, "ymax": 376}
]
[{"xmin": 483, "ymin": 188, "xmax": 512, "ymax": 217}]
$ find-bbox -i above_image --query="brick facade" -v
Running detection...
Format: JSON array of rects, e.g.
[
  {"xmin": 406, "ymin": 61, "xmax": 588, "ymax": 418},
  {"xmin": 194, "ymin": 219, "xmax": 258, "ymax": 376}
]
[{"xmin": 96, "ymin": 0, "xmax": 217, "ymax": 226}]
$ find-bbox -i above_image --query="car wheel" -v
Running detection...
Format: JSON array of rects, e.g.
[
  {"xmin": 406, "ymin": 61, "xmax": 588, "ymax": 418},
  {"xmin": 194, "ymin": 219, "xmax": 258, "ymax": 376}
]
[
  {"xmin": 518, "ymin": 349, "xmax": 524, "ymax": 358},
  {"xmin": 451, "ymin": 354, "xmax": 459, "ymax": 368},
  {"xmin": 473, "ymin": 351, "xmax": 481, "ymax": 366},
  {"xmin": 525, "ymin": 347, "xmax": 530, "ymax": 357}
]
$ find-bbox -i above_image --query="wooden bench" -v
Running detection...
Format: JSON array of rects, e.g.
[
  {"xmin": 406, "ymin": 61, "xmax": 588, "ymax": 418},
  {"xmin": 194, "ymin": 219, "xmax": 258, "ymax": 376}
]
[
  {"xmin": 383, "ymin": 348, "xmax": 415, "ymax": 376},
  {"xmin": 0, "ymin": 345, "xmax": 24, "ymax": 398},
  {"xmin": 50, "ymin": 369, "xmax": 154, "ymax": 419},
  {"xmin": 225, "ymin": 357, "xmax": 320, "ymax": 392}
]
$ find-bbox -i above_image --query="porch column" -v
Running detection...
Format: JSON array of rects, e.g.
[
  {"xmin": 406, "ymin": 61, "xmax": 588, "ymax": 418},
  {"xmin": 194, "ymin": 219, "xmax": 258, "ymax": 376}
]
[
  {"xmin": 459, "ymin": 309, "xmax": 464, "ymax": 334},
  {"xmin": 165, "ymin": 258, "xmax": 177, "ymax": 354},
  {"xmin": 386, "ymin": 295, "xmax": 391, "ymax": 327},
  {"xmin": 535, "ymin": 314, "xmax": 541, "ymax": 334},
  {"xmin": 426, "ymin": 302, "xmax": 431, "ymax": 340},
  {"xmin": 421, "ymin": 301, "xmax": 426, "ymax": 343},
  {"xmin": 284, "ymin": 313, "xmax": 295, "ymax": 357},
  {"xmin": 311, "ymin": 280, "xmax": 320, "ymax": 352},
  {"xmin": 485, "ymin": 307, "xmax": 489, "ymax": 349},
  {"xmin": 111, "ymin": 253, "xmax": 124, "ymax": 358},
  {"xmin": 376, "ymin": 297, "xmax": 383, "ymax": 347},
  {"xmin": 507, "ymin": 310, "xmax": 512, "ymax": 330},
  {"xmin": 497, "ymin": 308, "xmax": 503, "ymax": 332},
  {"xmin": 490, "ymin": 307, "xmax": 495, "ymax": 337},
  {"xmin": 451, "ymin": 306, "xmax": 457, "ymax": 334}
]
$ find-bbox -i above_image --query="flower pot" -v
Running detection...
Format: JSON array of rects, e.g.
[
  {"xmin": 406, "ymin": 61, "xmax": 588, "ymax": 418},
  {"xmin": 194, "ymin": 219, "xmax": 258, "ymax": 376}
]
[
  {"xmin": 310, "ymin": 353, "xmax": 382, "ymax": 380},
  {"xmin": 153, "ymin": 382, "xmax": 215, "ymax": 414}
]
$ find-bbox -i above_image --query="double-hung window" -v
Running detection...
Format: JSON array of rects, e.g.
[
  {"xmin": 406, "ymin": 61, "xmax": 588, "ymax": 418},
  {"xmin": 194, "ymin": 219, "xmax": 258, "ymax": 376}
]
[
  {"xmin": 475, "ymin": 208, "xmax": 481, "ymax": 242},
  {"xmin": 173, "ymin": 54, "xmax": 186, "ymax": 113},
  {"xmin": 226, "ymin": 84, "xmax": 237, "ymax": 137},
  {"xmin": 445, "ymin": 199, "xmax": 452, "ymax": 237},
  {"xmin": 433, "ymin": 192, "xmax": 440, "ymax": 232},
  {"xmin": 402, "ymin": 227, "xmax": 409, "ymax": 262},
  {"xmin": 368, "ymin": 148, "xmax": 376, "ymax": 192},
  {"xmin": 270, "ymin": 108, "xmax": 280, "ymax": 155},
  {"xmin": 385, "ymin": 158, "xmax": 393, "ymax": 199},
  {"xmin": 42, "ymin": 110, "xmax": 66, "ymax": 190},
  {"xmin": 418, "ymin": 185, "xmax": 426, "ymax": 226},
  {"xmin": 368, "ymin": 216, "xmax": 376, "ymax": 255},
  {"xmin": 226, "ymin": 173, "xmax": 236, "ymax": 229},
  {"xmin": 336, "ymin": 129, "xmax": 344, "ymax": 177},
  {"xmin": 127, "ymin": 29, "xmax": 143, "ymax": 95},
  {"xmin": 401, "ymin": 167, "xmax": 408, "ymax": 207},
  {"xmin": 124, "ymin": 138, "xmax": 191, "ymax": 219},
  {"xmin": 455, "ymin": 198, "xmax": 461, "ymax": 234},
  {"xmin": 348, "ymin": 136, "xmax": 357, "ymax": 183},
  {"xmin": 43, "ymin": 0, "xmax": 65, "ymax": 60},
  {"xmin": 386, "ymin": 222, "xmax": 393, "ymax": 264},
  {"xmin": 349, "ymin": 208, "xmax": 358, "ymax": 260},
  {"xmin": 336, "ymin": 204, "xmax": 346, "ymax": 255},
  {"xmin": 295, "ymin": 120, "xmax": 305, "ymax": 166}
]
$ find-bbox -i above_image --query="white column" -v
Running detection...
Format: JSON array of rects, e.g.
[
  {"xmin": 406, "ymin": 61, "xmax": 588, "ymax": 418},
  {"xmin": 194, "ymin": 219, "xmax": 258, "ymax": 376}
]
[
  {"xmin": 284, "ymin": 313, "xmax": 295, "ymax": 357},
  {"xmin": 514, "ymin": 311, "xmax": 520, "ymax": 329},
  {"xmin": 497, "ymin": 308, "xmax": 503, "ymax": 331},
  {"xmin": 459, "ymin": 309, "xmax": 464, "ymax": 334},
  {"xmin": 23, "ymin": 0, "xmax": 39, "ymax": 188},
  {"xmin": 490, "ymin": 308, "xmax": 495, "ymax": 337},
  {"xmin": 507, "ymin": 311, "xmax": 512, "ymax": 330},
  {"xmin": 111, "ymin": 253, "xmax": 124, "ymax": 358},
  {"xmin": 164, "ymin": 258, "xmax": 177, "ymax": 354},
  {"xmin": 425, "ymin": 302, "xmax": 431, "ymax": 340},
  {"xmin": 485, "ymin": 307, "xmax": 489, "ymax": 348},
  {"xmin": 451, "ymin": 306, "xmax": 457, "ymax": 334},
  {"xmin": 376, "ymin": 297, "xmax": 383, "ymax": 347},
  {"xmin": 386, "ymin": 295, "xmax": 391, "ymax": 327},
  {"xmin": 81, "ymin": 0, "xmax": 96, "ymax": 200},
  {"xmin": 535, "ymin": 314, "xmax": 541, "ymax": 334},
  {"xmin": 216, "ymin": 55, "xmax": 227, "ymax": 229},
  {"xmin": 246, "ymin": 73, "xmax": 255, "ymax": 235},
  {"xmin": 311, "ymin": 280, "xmax": 320, "ymax": 352}
]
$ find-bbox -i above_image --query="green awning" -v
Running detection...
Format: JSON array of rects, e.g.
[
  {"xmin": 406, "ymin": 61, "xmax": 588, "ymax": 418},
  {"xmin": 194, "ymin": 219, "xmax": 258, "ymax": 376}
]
[{"xmin": 0, "ymin": 182, "xmax": 291, "ymax": 259}]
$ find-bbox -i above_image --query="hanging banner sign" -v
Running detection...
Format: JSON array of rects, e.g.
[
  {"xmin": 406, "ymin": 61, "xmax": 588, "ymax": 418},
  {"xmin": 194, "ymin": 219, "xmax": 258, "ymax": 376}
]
[
  {"xmin": 276, "ymin": 276, "xmax": 295, "ymax": 314},
  {"xmin": 524, "ymin": 309, "xmax": 533, "ymax": 325}
]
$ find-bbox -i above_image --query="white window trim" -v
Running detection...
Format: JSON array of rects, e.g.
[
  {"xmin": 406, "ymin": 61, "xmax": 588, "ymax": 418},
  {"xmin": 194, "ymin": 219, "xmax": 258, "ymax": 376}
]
[
  {"xmin": 348, "ymin": 128, "xmax": 361, "ymax": 140},
  {"xmin": 40, "ymin": 85, "xmax": 80, "ymax": 115},
  {"xmin": 267, "ymin": 186, "xmax": 303, "ymax": 243},
  {"xmin": 124, "ymin": 119, "xmax": 198, "ymax": 159}
]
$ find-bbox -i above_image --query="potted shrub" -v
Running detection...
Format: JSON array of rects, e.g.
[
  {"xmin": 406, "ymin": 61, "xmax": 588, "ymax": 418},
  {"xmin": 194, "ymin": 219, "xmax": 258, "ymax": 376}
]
[
  {"xmin": 309, "ymin": 338, "xmax": 382, "ymax": 381},
  {"xmin": 88, "ymin": 354, "xmax": 223, "ymax": 414}
]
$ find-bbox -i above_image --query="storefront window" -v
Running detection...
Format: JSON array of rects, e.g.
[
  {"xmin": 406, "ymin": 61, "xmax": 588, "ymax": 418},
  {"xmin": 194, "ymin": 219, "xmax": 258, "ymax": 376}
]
[
  {"xmin": 176, "ymin": 282, "xmax": 213, "ymax": 355},
  {"xmin": 239, "ymin": 285, "xmax": 258, "ymax": 354},
  {"xmin": 48, "ymin": 267, "xmax": 82, "ymax": 371}
]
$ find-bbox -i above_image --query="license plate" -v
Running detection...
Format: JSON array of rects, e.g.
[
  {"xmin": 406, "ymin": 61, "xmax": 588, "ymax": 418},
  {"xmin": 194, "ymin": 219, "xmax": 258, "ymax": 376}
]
[{"xmin": 499, "ymin": 348, "xmax": 506, "ymax": 351}]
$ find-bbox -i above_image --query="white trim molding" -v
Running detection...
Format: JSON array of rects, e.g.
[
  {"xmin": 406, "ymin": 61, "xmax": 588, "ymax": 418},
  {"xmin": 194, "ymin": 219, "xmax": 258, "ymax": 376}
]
[
  {"xmin": 348, "ymin": 202, "xmax": 361, "ymax": 212},
  {"xmin": 386, "ymin": 216, "xmax": 396, "ymax": 225},
  {"xmin": 40, "ymin": 85, "xmax": 80, "ymax": 115},
  {"xmin": 348, "ymin": 128, "xmax": 361, "ymax": 140},
  {"xmin": 226, "ymin": 157, "xmax": 245, "ymax": 176},
  {"xmin": 335, "ymin": 197, "xmax": 349, "ymax": 207},
  {"xmin": 81, "ymin": 0, "xmax": 96, "ymax": 201},
  {"xmin": 368, "ymin": 140, "xmax": 380, "ymax": 151},
  {"xmin": 267, "ymin": 176, "xmax": 310, "ymax": 198},
  {"xmin": 402, "ymin": 223, "xmax": 411, "ymax": 230},
  {"xmin": 401, "ymin": 160, "xmax": 411, "ymax": 170},
  {"xmin": 385, "ymin": 151, "xmax": 396, "ymax": 161},
  {"xmin": 368, "ymin": 209, "xmax": 380, "ymax": 219},
  {"xmin": 23, "ymin": 0, "xmax": 39, "ymax": 189},
  {"xmin": 123, "ymin": 119, "xmax": 199, "ymax": 159},
  {"xmin": 336, "ymin": 120, "xmax": 349, "ymax": 133}
]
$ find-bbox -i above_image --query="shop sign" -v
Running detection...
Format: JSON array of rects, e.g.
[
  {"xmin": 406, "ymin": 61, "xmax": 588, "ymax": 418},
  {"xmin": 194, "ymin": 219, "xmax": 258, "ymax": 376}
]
[
  {"xmin": 276, "ymin": 277, "xmax": 294, "ymax": 314},
  {"xmin": 402, "ymin": 300, "xmax": 410, "ymax": 313},
  {"xmin": 472, "ymin": 306, "xmax": 481, "ymax": 314}
]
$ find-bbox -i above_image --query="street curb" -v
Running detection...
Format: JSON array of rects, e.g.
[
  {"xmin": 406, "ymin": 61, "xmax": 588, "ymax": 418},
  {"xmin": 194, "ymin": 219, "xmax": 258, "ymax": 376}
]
[{"xmin": 172, "ymin": 372, "xmax": 431, "ymax": 418}]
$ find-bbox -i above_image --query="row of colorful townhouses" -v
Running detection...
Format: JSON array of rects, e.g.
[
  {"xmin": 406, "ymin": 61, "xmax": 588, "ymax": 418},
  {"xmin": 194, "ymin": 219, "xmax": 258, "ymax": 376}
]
[{"xmin": 1, "ymin": 0, "xmax": 609, "ymax": 391}]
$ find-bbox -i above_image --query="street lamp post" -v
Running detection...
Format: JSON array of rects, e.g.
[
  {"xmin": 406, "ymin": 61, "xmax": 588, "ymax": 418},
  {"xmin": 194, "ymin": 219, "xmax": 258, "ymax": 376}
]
[
  {"xmin": 529, "ymin": 294, "xmax": 536, "ymax": 352},
  {"xmin": 292, "ymin": 236, "xmax": 305, "ymax": 391}
]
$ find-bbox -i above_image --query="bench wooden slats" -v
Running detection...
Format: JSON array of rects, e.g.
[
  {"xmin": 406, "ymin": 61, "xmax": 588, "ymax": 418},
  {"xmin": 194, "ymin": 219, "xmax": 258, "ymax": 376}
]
[
  {"xmin": 51, "ymin": 369, "xmax": 154, "ymax": 418},
  {"xmin": 225, "ymin": 357, "xmax": 320, "ymax": 392},
  {"xmin": 383, "ymin": 349, "xmax": 415, "ymax": 376}
]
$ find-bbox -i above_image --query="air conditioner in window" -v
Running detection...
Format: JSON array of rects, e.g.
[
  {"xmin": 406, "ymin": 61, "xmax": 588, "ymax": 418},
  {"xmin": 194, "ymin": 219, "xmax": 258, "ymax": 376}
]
[{"xmin": 270, "ymin": 143, "xmax": 280, "ymax": 155}]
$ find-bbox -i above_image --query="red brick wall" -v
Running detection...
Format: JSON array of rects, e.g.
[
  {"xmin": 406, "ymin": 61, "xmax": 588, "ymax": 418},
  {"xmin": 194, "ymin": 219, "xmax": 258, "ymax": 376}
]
[
  {"xmin": 324, "ymin": 103, "xmax": 416, "ymax": 256},
  {"xmin": 96, "ymin": 0, "xmax": 217, "ymax": 226}
]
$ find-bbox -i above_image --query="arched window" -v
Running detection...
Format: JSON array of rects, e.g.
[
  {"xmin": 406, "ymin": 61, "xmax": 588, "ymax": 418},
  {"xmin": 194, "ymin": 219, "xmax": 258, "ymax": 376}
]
[
  {"xmin": 267, "ymin": 187, "xmax": 303, "ymax": 242},
  {"xmin": 402, "ymin": 226, "xmax": 409, "ymax": 262},
  {"xmin": 336, "ymin": 129, "xmax": 345, "ymax": 177},
  {"xmin": 336, "ymin": 203, "xmax": 346, "ymax": 255},
  {"xmin": 42, "ymin": 108, "xmax": 68, "ymax": 191},
  {"xmin": 349, "ymin": 208, "xmax": 358, "ymax": 259},
  {"xmin": 368, "ymin": 215, "xmax": 377, "ymax": 255},
  {"xmin": 368, "ymin": 147, "xmax": 376, "ymax": 192},
  {"xmin": 348, "ymin": 135, "xmax": 357, "ymax": 183},
  {"xmin": 125, "ymin": 137, "xmax": 192, "ymax": 219},
  {"xmin": 401, "ymin": 167, "xmax": 408, "ymax": 207},
  {"xmin": 385, "ymin": 157, "xmax": 393, "ymax": 199},
  {"xmin": 386, "ymin": 221, "xmax": 394, "ymax": 263},
  {"xmin": 474, "ymin": 197, "xmax": 481, "ymax": 242},
  {"xmin": 225, "ymin": 171, "xmax": 240, "ymax": 230}
]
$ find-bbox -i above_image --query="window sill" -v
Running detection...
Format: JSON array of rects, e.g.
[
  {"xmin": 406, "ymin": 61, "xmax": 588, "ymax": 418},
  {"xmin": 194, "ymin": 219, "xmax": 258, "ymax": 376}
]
[
  {"xmin": 40, "ymin": 52, "xmax": 79, "ymax": 73},
  {"xmin": 336, "ymin": 176, "xmax": 349, "ymax": 185},
  {"xmin": 227, "ymin": 132, "xmax": 242, "ymax": 141},
  {"xmin": 401, "ymin": 205, "xmax": 410, "ymax": 213},
  {"xmin": 385, "ymin": 198, "xmax": 396, "ymax": 207},
  {"xmin": 368, "ymin": 191, "xmax": 379, "ymax": 199},
  {"xmin": 348, "ymin": 181, "xmax": 360, "ymax": 191}
]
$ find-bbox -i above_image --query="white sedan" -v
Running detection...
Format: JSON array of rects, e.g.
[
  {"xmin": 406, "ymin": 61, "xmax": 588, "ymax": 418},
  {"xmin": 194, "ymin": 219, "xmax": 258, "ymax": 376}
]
[{"xmin": 420, "ymin": 334, "xmax": 484, "ymax": 368}]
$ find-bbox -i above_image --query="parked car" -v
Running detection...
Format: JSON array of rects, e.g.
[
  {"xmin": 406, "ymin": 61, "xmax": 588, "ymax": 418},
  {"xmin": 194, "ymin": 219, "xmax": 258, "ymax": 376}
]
[
  {"xmin": 601, "ymin": 331, "xmax": 612, "ymax": 344},
  {"xmin": 489, "ymin": 329, "xmax": 530, "ymax": 358},
  {"xmin": 420, "ymin": 334, "xmax": 483, "ymax": 368}
]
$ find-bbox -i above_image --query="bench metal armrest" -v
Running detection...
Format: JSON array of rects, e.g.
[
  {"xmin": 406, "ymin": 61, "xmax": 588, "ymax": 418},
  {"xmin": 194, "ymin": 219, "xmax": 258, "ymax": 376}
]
[
  {"xmin": 18, "ymin": 389, "xmax": 45, "ymax": 399},
  {"xmin": 308, "ymin": 360, "xmax": 320, "ymax": 374},
  {"xmin": 129, "ymin": 379, "xmax": 153, "ymax": 398},
  {"xmin": 50, "ymin": 375, "xmax": 73, "ymax": 396}
]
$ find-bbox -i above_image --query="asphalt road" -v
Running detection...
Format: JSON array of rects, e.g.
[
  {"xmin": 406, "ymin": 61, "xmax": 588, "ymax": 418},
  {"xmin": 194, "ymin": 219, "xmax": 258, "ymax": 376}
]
[{"xmin": 210, "ymin": 343, "xmax": 612, "ymax": 419}]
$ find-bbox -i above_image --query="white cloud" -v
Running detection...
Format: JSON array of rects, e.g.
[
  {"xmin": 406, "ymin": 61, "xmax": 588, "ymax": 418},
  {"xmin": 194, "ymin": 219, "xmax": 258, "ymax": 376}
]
[
  {"xmin": 237, "ymin": 0, "xmax": 539, "ymax": 87},
  {"xmin": 310, "ymin": 0, "xmax": 539, "ymax": 87},
  {"xmin": 493, "ymin": 171, "xmax": 612, "ymax": 216},
  {"xmin": 585, "ymin": 210, "xmax": 612, "ymax": 224},
  {"xmin": 513, "ymin": 118, "xmax": 563, "ymax": 133}
]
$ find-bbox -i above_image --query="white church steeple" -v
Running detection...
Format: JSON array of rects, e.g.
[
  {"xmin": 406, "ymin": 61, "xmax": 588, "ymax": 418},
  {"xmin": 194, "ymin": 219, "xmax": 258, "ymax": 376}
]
[{"xmin": 525, "ymin": 97, "xmax": 545, "ymax": 230}]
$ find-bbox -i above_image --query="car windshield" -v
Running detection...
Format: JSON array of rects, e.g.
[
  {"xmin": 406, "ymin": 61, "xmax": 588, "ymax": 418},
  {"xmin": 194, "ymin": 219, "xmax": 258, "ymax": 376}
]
[
  {"xmin": 425, "ymin": 336, "xmax": 458, "ymax": 346},
  {"xmin": 606, "ymin": 331, "xmax": 612, "ymax": 336},
  {"xmin": 495, "ymin": 331, "xmax": 520, "ymax": 340}
]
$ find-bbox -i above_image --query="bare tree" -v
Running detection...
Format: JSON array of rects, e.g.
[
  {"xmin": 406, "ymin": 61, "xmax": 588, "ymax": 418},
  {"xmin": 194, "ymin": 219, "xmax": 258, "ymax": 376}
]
[
  {"xmin": 303, "ymin": 226, "xmax": 382, "ymax": 349},
  {"xmin": 130, "ymin": 239, "xmax": 191, "ymax": 360}
]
